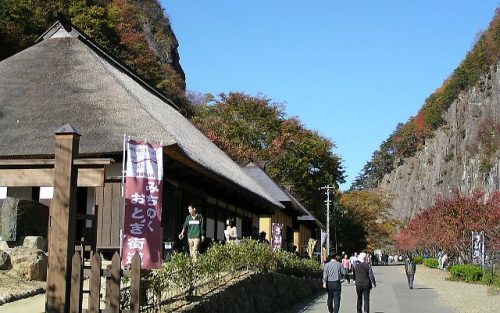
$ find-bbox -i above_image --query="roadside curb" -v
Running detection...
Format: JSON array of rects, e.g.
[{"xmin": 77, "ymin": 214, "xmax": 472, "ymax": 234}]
[{"xmin": 0, "ymin": 287, "xmax": 46, "ymax": 306}]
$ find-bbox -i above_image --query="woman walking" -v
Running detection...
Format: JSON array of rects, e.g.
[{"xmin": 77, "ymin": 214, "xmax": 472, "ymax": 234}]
[
  {"xmin": 354, "ymin": 252, "xmax": 376, "ymax": 313},
  {"xmin": 342, "ymin": 254, "xmax": 351, "ymax": 283}
]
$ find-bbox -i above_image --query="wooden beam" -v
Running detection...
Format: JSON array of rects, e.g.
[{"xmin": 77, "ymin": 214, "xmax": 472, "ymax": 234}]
[
  {"xmin": 0, "ymin": 168, "xmax": 105, "ymax": 187},
  {"xmin": 0, "ymin": 158, "xmax": 113, "ymax": 167}
]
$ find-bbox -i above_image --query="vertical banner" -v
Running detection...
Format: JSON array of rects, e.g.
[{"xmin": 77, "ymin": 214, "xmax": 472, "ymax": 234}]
[
  {"xmin": 122, "ymin": 139, "xmax": 163, "ymax": 269},
  {"xmin": 271, "ymin": 223, "xmax": 283, "ymax": 251},
  {"xmin": 471, "ymin": 231, "xmax": 485, "ymax": 266},
  {"xmin": 320, "ymin": 229, "xmax": 327, "ymax": 263}
]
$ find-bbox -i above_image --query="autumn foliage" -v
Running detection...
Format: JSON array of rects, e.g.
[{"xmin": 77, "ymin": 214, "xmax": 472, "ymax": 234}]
[
  {"xmin": 353, "ymin": 8, "xmax": 500, "ymax": 189},
  {"xmin": 393, "ymin": 191, "xmax": 500, "ymax": 261}
]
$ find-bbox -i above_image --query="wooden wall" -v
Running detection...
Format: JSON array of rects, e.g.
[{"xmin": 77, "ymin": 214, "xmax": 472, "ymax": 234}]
[{"xmin": 95, "ymin": 182, "xmax": 123, "ymax": 250}]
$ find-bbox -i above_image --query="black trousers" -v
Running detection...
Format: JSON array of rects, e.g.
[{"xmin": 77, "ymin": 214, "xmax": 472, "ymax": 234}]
[
  {"xmin": 356, "ymin": 283, "xmax": 371, "ymax": 313},
  {"xmin": 326, "ymin": 280, "xmax": 342, "ymax": 313},
  {"xmin": 407, "ymin": 273, "xmax": 414, "ymax": 289}
]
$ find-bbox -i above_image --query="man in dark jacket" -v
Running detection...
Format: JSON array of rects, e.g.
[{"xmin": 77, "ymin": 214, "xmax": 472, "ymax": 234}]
[
  {"xmin": 323, "ymin": 253, "xmax": 346, "ymax": 313},
  {"xmin": 354, "ymin": 252, "xmax": 376, "ymax": 313},
  {"xmin": 405, "ymin": 255, "xmax": 416, "ymax": 289}
]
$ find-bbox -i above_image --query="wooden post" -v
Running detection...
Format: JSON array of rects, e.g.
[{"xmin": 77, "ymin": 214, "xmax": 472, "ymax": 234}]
[
  {"xmin": 69, "ymin": 252, "xmax": 83, "ymax": 313},
  {"xmin": 89, "ymin": 253, "xmax": 102, "ymax": 313},
  {"xmin": 130, "ymin": 252, "xmax": 141, "ymax": 313},
  {"xmin": 46, "ymin": 123, "xmax": 80, "ymax": 313}
]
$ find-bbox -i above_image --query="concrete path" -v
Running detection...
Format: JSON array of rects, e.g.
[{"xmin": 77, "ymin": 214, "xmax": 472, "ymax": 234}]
[
  {"xmin": 289, "ymin": 264, "xmax": 455, "ymax": 313},
  {"xmin": 2, "ymin": 264, "xmax": 456, "ymax": 313}
]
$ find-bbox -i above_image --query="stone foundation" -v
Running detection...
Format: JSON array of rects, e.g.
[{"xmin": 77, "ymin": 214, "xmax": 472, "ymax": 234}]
[{"xmin": 179, "ymin": 272, "xmax": 322, "ymax": 313}]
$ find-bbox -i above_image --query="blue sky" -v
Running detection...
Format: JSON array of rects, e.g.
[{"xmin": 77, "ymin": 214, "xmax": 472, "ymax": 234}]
[{"xmin": 161, "ymin": 1, "xmax": 499, "ymax": 190}]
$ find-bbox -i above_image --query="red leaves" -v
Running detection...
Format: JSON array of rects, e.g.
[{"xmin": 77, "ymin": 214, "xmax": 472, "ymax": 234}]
[{"xmin": 393, "ymin": 191, "xmax": 500, "ymax": 257}]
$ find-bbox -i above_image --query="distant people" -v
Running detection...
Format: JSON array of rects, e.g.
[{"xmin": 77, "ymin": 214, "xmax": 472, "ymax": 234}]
[
  {"xmin": 371, "ymin": 253, "xmax": 378, "ymax": 266},
  {"xmin": 441, "ymin": 253, "xmax": 449, "ymax": 270},
  {"xmin": 350, "ymin": 252, "xmax": 358, "ymax": 282},
  {"xmin": 342, "ymin": 254, "xmax": 351, "ymax": 283},
  {"xmin": 178, "ymin": 204, "xmax": 205, "ymax": 261},
  {"xmin": 258, "ymin": 231, "xmax": 270, "ymax": 245},
  {"xmin": 354, "ymin": 252, "xmax": 376, "ymax": 313},
  {"xmin": 438, "ymin": 250, "xmax": 443, "ymax": 269},
  {"xmin": 423, "ymin": 251, "xmax": 430, "ymax": 259},
  {"xmin": 405, "ymin": 255, "xmax": 417, "ymax": 289},
  {"xmin": 323, "ymin": 253, "xmax": 346, "ymax": 313},
  {"xmin": 224, "ymin": 218, "xmax": 238, "ymax": 242}
]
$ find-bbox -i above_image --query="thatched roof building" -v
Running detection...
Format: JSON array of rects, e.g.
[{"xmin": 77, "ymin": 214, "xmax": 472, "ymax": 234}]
[{"xmin": 0, "ymin": 21, "xmax": 282, "ymax": 212}]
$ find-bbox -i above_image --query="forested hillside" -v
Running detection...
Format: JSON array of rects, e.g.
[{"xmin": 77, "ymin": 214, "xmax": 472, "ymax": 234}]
[
  {"xmin": 351, "ymin": 8, "xmax": 500, "ymax": 223},
  {"xmin": 0, "ymin": 0, "xmax": 190, "ymax": 114}
]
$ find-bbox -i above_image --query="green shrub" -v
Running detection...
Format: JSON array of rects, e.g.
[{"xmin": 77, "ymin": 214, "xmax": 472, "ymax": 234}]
[
  {"xmin": 423, "ymin": 258, "xmax": 439, "ymax": 268},
  {"xmin": 481, "ymin": 269, "xmax": 500, "ymax": 288},
  {"xmin": 449, "ymin": 265, "xmax": 483, "ymax": 282},
  {"xmin": 413, "ymin": 256, "xmax": 424, "ymax": 264}
]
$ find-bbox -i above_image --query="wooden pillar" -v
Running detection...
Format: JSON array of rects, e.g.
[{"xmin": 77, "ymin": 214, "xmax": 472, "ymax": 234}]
[{"xmin": 46, "ymin": 124, "xmax": 80, "ymax": 313}]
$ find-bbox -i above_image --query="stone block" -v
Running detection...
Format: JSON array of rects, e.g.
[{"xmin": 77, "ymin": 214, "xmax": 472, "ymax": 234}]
[
  {"xmin": 0, "ymin": 249, "xmax": 11, "ymax": 270},
  {"xmin": 0, "ymin": 197, "xmax": 49, "ymax": 241},
  {"xmin": 23, "ymin": 236, "xmax": 48, "ymax": 251},
  {"xmin": 0, "ymin": 240, "xmax": 9, "ymax": 251},
  {"xmin": 9, "ymin": 246, "xmax": 48, "ymax": 281}
]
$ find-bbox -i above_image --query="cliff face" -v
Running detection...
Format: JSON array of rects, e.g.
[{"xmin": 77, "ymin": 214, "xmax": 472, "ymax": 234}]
[{"xmin": 379, "ymin": 64, "xmax": 500, "ymax": 221}]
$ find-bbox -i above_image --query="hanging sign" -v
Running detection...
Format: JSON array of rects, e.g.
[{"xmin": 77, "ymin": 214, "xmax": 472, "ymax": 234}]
[{"xmin": 122, "ymin": 139, "xmax": 163, "ymax": 269}]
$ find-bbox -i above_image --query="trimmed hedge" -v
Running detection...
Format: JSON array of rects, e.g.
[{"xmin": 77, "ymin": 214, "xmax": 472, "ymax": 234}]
[
  {"xmin": 449, "ymin": 265, "xmax": 483, "ymax": 282},
  {"xmin": 413, "ymin": 256, "xmax": 424, "ymax": 264},
  {"xmin": 423, "ymin": 258, "xmax": 439, "ymax": 268}
]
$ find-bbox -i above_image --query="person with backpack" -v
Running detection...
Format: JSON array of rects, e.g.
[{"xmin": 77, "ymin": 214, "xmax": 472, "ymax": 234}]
[
  {"xmin": 405, "ymin": 255, "xmax": 417, "ymax": 289},
  {"xmin": 354, "ymin": 252, "xmax": 376, "ymax": 313}
]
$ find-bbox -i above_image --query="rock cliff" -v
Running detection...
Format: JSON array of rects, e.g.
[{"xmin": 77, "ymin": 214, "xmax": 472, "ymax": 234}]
[{"xmin": 379, "ymin": 64, "xmax": 500, "ymax": 221}]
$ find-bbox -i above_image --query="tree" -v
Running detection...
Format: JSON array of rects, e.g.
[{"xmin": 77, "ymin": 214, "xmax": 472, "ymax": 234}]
[
  {"xmin": 393, "ymin": 191, "xmax": 500, "ymax": 262},
  {"xmin": 191, "ymin": 92, "xmax": 345, "ymax": 220},
  {"xmin": 339, "ymin": 190, "xmax": 398, "ymax": 251}
]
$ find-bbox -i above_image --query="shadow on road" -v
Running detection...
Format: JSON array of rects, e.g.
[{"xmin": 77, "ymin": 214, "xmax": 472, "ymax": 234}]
[{"xmin": 280, "ymin": 291, "xmax": 326, "ymax": 313}]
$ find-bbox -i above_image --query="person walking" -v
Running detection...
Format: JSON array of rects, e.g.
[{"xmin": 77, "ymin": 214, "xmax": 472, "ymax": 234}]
[
  {"xmin": 178, "ymin": 203, "xmax": 205, "ymax": 261},
  {"xmin": 354, "ymin": 252, "xmax": 376, "ymax": 313},
  {"xmin": 405, "ymin": 255, "xmax": 416, "ymax": 289},
  {"xmin": 350, "ymin": 252, "xmax": 358, "ymax": 282},
  {"xmin": 224, "ymin": 218, "xmax": 238, "ymax": 242},
  {"xmin": 323, "ymin": 253, "xmax": 346, "ymax": 313},
  {"xmin": 342, "ymin": 254, "xmax": 351, "ymax": 283}
]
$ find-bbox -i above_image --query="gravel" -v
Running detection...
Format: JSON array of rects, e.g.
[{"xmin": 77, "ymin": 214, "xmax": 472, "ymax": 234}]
[
  {"xmin": 0, "ymin": 271, "xmax": 45, "ymax": 305},
  {"xmin": 403, "ymin": 265, "xmax": 500, "ymax": 313}
]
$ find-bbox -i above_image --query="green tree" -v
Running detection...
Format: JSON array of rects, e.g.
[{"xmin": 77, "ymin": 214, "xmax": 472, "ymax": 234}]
[{"xmin": 191, "ymin": 92, "xmax": 345, "ymax": 220}]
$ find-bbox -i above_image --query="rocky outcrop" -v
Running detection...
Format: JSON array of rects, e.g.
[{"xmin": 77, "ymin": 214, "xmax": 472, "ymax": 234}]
[{"xmin": 379, "ymin": 64, "xmax": 500, "ymax": 221}]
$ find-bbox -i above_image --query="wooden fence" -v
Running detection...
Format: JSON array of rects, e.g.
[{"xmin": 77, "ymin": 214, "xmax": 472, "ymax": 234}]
[{"xmin": 70, "ymin": 251, "xmax": 141, "ymax": 313}]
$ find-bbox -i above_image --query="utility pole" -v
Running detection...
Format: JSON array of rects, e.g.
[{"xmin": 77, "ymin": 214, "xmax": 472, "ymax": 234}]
[{"xmin": 320, "ymin": 185, "xmax": 334, "ymax": 255}]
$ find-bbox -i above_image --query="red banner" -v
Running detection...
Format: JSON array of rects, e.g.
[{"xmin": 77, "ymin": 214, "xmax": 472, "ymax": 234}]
[{"xmin": 122, "ymin": 139, "xmax": 163, "ymax": 269}]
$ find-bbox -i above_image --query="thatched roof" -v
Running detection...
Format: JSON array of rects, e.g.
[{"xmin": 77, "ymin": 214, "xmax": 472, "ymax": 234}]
[
  {"xmin": 241, "ymin": 162, "xmax": 324, "ymax": 229},
  {"xmin": 0, "ymin": 21, "xmax": 282, "ymax": 209}
]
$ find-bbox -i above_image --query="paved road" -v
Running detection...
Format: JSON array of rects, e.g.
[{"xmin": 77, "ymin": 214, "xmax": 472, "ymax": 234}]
[
  {"xmin": 3, "ymin": 264, "xmax": 455, "ymax": 313},
  {"xmin": 289, "ymin": 264, "xmax": 454, "ymax": 313}
]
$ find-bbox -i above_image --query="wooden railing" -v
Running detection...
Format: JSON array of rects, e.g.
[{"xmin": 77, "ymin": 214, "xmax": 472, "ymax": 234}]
[{"xmin": 70, "ymin": 251, "xmax": 141, "ymax": 313}]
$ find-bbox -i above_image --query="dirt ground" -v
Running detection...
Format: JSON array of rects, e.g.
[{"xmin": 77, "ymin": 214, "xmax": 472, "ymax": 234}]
[{"xmin": 0, "ymin": 270, "xmax": 45, "ymax": 301}]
